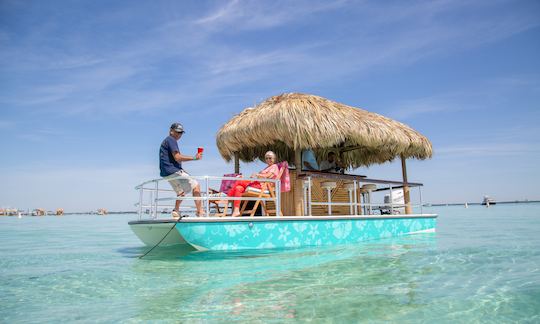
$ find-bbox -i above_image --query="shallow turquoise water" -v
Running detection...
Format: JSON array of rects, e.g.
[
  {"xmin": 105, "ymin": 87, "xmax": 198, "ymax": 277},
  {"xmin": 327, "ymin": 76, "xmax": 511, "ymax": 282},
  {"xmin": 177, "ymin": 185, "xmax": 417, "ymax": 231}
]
[{"xmin": 1, "ymin": 204, "xmax": 539, "ymax": 323}]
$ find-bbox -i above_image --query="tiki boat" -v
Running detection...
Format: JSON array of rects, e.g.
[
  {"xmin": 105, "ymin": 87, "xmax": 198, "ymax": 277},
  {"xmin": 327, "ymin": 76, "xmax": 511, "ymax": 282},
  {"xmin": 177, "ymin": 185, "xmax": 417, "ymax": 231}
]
[{"xmin": 129, "ymin": 93, "xmax": 437, "ymax": 251}]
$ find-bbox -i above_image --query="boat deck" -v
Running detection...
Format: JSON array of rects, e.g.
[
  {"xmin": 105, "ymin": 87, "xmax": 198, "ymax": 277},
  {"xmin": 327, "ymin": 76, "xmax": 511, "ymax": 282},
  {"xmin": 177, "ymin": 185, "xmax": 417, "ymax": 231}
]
[{"xmin": 129, "ymin": 213, "xmax": 437, "ymax": 225}]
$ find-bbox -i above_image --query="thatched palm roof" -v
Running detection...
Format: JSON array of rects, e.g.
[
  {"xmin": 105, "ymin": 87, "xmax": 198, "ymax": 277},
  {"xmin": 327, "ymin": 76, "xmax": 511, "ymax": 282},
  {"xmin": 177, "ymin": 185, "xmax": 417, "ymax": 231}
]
[{"xmin": 216, "ymin": 93, "xmax": 432, "ymax": 168}]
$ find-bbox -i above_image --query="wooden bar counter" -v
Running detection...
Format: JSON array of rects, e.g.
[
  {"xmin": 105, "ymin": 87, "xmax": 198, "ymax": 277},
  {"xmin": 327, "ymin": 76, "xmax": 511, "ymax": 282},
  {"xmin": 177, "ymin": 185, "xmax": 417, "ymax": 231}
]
[
  {"xmin": 297, "ymin": 171, "xmax": 367, "ymax": 216},
  {"xmin": 280, "ymin": 170, "xmax": 423, "ymax": 216}
]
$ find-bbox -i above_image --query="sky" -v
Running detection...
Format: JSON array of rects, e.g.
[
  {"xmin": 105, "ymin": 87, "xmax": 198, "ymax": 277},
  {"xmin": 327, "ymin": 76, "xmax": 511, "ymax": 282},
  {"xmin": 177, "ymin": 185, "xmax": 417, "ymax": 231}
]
[{"xmin": 1, "ymin": 0, "xmax": 539, "ymax": 212}]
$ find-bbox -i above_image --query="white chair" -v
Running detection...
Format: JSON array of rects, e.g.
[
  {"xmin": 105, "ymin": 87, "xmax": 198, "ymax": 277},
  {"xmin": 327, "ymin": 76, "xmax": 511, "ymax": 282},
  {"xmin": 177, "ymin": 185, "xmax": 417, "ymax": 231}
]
[
  {"xmin": 343, "ymin": 182, "xmax": 357, "ymax": 215},
  {"xmin": 303, "ymin": 179, "xmax": 312, "ymax": 216},
  {"xmin": 320, "ymin": 181, "xmax": 337, "ymax": 215},
  {"xmin": 240, "ymin": 164, "xmax": 286, "ymax": 217},
  {"xmin": 361, "ymin": 184, "xmax": 377, "ymax": 215}
]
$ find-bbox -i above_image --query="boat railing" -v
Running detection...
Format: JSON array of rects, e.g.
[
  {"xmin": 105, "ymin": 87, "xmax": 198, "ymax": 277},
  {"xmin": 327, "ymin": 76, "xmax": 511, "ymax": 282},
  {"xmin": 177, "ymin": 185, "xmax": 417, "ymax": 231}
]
[
  {"xmin": 308, "ymin": 201, "xmax": 424, "ymax": 215},
  {"xmin": 135, "ymin": 174, "xmax": 425, "ymax": 219},
  {"xmin": 135, "ymin": 175, "xmax": 281, "ymax": 220}
]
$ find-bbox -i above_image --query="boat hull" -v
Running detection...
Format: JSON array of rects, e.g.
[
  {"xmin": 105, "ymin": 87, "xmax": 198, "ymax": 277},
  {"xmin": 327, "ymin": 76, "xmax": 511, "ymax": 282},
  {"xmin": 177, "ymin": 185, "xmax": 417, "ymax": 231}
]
[
  {"xmin": 128, "ymin": 220, "xmax": 188, "ymax": 246},
  {"xmin": 176, "ymin": 214, "xmax": 437, "ymax": 251}
]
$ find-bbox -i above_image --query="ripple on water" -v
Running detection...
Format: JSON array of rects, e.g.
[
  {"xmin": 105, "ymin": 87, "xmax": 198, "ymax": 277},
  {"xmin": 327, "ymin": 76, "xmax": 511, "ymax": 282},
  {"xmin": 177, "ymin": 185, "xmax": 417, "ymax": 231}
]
[{"xmin": 1, "ymin": 205, "xmax": 540, "ymax": 322}]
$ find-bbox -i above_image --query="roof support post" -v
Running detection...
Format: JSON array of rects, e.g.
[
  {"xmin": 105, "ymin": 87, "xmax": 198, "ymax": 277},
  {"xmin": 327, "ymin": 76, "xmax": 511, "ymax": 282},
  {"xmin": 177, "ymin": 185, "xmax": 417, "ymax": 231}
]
[
  {"xmin": 294, "ymin": 149, "xmax": 304, "ymax": 216},
  {"xmin": 234, "ymin": 155, "xmax": 240, "ymax": 174},
  {"xmin": 401, "ymin": 155, "xmax": 412, "ymax": 214}
]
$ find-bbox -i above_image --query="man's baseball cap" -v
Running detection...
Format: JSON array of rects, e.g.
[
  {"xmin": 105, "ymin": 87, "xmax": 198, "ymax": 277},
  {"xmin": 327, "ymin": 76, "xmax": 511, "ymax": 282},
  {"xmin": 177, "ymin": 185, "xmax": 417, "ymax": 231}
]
[{"xmin": 170, "ymin": 122, "xmax": 184, "ymax": 133}]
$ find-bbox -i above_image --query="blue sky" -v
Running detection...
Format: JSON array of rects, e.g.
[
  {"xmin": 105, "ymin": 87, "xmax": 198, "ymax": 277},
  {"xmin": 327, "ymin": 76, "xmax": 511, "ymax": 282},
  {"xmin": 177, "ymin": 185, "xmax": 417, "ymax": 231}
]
[{"xmin": 1, "ymin": 0, "xmax": 539, "ymax": 211}]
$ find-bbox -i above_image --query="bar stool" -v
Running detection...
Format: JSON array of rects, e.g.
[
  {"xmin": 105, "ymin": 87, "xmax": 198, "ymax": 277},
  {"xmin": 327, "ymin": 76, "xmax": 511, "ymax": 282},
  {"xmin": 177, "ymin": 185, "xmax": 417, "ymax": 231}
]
[
  {"xmin": 361, "ymin": 184, "xmax": 377, "ymax": 215},
  {"xmin": 343, "ymin": 182, "xmax": 357, "ymax": 215},
  {"xmin": 320, "ymin": 181, "xmax": 337, "ymax": 215}
]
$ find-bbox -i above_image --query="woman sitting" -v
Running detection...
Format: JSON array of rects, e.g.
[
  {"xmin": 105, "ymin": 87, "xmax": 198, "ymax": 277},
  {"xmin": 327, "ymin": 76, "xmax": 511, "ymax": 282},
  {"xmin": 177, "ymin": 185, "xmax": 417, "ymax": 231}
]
[{"xmin": 227, "ymin": 151, "xmax": 279, "ymax": 217}]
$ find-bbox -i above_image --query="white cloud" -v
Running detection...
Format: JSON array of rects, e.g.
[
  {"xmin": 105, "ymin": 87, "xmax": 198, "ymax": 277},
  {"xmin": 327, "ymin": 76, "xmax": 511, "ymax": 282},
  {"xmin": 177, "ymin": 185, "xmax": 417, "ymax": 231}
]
[
  {"xmin": 206, "ymin": 50, "xmax": 304, "ymax": 75},
  {"xmin": 436, "ymin": 143, "xmax": 540, "ymax": 157},
  {"xmin": 2, "ymin": 0, "xmax": 538, "ymax": 117},
  {"xmin": 386, "ymin": 94, "xmax": 465, "ymax": 120},
  {"xmin": 195, "ymin": 0, "xmax": 241, "ymax": 26},
  {"xmin": 194, "ymin": 0, "xmax": 348, "ymax": 30},
  {"xmin": 387, "ymin": 74, "xmax": 540, "ymax": 119}
]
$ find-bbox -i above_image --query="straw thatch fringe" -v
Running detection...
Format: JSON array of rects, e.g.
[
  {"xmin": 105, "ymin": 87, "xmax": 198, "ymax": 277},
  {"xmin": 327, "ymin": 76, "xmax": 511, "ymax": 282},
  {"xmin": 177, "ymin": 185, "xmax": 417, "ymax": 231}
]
[{"xmin": 216, "ymin": 93, "xmax": 432, "ymax": 168}]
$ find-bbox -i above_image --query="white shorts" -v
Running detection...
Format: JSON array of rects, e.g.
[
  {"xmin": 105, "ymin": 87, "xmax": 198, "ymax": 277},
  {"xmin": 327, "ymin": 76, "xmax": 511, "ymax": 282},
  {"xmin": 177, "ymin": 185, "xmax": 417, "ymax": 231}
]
[{"xmin": 165, "ymin": 170, "xmax": 199, "ymax": 195}]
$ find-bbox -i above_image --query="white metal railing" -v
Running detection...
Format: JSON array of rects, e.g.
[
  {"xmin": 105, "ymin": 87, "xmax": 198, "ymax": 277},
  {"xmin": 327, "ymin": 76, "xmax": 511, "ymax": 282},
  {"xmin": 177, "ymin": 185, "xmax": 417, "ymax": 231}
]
[
  {"xmin": 135, "ymin": 174, "xmax": 425, "ymax": 219},
  {"xmin": 302, "ymin": 176, "xmax": 424, "ymax": 216},
  {"xmin": 135, "ymin": 175, "xmax": 281, "ymax": 220}
]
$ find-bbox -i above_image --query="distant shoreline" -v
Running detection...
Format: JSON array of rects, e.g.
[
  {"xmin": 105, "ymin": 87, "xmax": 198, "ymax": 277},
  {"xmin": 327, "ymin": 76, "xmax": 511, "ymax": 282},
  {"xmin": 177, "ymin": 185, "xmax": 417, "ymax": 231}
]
[
  {"xmin": 0, "ymin": 211, "xmax": 138, "ymax": 216},
  {"xmin": 4, "ymin": 201, "xmax": 540, "ymax": 215},
  {"xmin": 428, "ymin": 200, "xmax": 540, "ymax": 207},
  {"xmin": 64, "ymin": 211, "xmax": 138, "ymax": 215}
]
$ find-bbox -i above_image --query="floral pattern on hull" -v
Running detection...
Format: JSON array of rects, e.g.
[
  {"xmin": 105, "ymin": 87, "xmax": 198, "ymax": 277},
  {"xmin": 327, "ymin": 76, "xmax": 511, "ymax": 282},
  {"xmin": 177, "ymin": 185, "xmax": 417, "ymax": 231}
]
[{"xmin": 177, "ymin": 217, "xmax": 437, "ymax": 251}]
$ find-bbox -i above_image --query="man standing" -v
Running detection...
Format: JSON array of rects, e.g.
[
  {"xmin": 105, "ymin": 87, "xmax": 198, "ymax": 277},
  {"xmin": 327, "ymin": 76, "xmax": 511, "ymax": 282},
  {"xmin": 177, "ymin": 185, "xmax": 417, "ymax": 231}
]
[{"xmin": 160, "ymin": 122, "xmax": 204, "ymax": 218}]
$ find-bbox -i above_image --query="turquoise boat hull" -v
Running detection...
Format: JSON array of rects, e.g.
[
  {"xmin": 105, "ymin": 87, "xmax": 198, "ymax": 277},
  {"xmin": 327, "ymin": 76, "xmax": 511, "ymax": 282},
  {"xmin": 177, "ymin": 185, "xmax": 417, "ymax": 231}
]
[{"xmin": 176, "ymin": 215, "xmax": 437, "ymax": 251}]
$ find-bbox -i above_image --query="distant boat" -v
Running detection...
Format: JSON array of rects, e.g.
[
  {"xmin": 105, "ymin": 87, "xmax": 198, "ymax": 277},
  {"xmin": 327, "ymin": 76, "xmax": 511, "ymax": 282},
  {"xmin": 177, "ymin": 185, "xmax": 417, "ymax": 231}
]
[
  {"xmin": 381, "ymin": 188, "xmax": 405, "ymax": 214},
  {"xmin": 482, "ymin": 196, "xmax": 496, "ymax": 205},
  {"xmin": 0, "ymin": 208, "xmax": 19, "ymax": 216},
  {"xmin": 31, "ymin": 208, "xmax": 46, "ymax": 216}
]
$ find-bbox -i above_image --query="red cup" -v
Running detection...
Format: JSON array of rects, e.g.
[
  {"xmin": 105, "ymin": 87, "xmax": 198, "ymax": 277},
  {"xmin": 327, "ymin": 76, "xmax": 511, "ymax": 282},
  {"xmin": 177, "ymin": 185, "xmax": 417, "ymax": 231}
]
[{"xmin": 197, "ymin": 147, "xmax": 204, "ymax": 154}]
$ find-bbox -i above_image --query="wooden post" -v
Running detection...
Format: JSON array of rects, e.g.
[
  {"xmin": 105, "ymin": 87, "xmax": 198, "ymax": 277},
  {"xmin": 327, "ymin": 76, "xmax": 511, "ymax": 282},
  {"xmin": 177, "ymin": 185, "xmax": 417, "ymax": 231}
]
[
  {"xmin": 293, "ymin": 149, "xmax": 304, "ymax": 216},
  {"xmin": 400, "ymin": 155, "xmax": 412, "ymax": 214},
  {"xmin": 234, "ymin": 155, "xmax": 240, "ymax": 174}
]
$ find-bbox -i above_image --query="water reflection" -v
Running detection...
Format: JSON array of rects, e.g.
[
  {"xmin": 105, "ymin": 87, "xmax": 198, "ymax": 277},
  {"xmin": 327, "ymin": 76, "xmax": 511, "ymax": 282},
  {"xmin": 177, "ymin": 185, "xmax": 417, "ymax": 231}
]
[
  {"xmin": 117, "ymin": 244, "xmax": 196, "ymax": 259},
  {"xmin": 127, "ymin": 234, "xmax": 437, "ymax": 321}
]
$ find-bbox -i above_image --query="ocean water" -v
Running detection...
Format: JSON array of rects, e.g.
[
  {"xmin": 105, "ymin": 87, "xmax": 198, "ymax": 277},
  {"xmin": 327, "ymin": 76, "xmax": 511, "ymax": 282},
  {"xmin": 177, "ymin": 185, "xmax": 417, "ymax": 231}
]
[{"xmin": 1, "ymin": 204, "xmax": 539, "ymax": 323}]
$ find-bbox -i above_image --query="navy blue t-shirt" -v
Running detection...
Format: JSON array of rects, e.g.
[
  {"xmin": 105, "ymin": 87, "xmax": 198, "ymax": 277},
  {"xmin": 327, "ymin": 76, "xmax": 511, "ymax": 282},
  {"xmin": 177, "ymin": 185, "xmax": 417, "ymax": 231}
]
[{"xmin": 159, "ymin": 135, "xmax": 182, "ymax": 177}]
